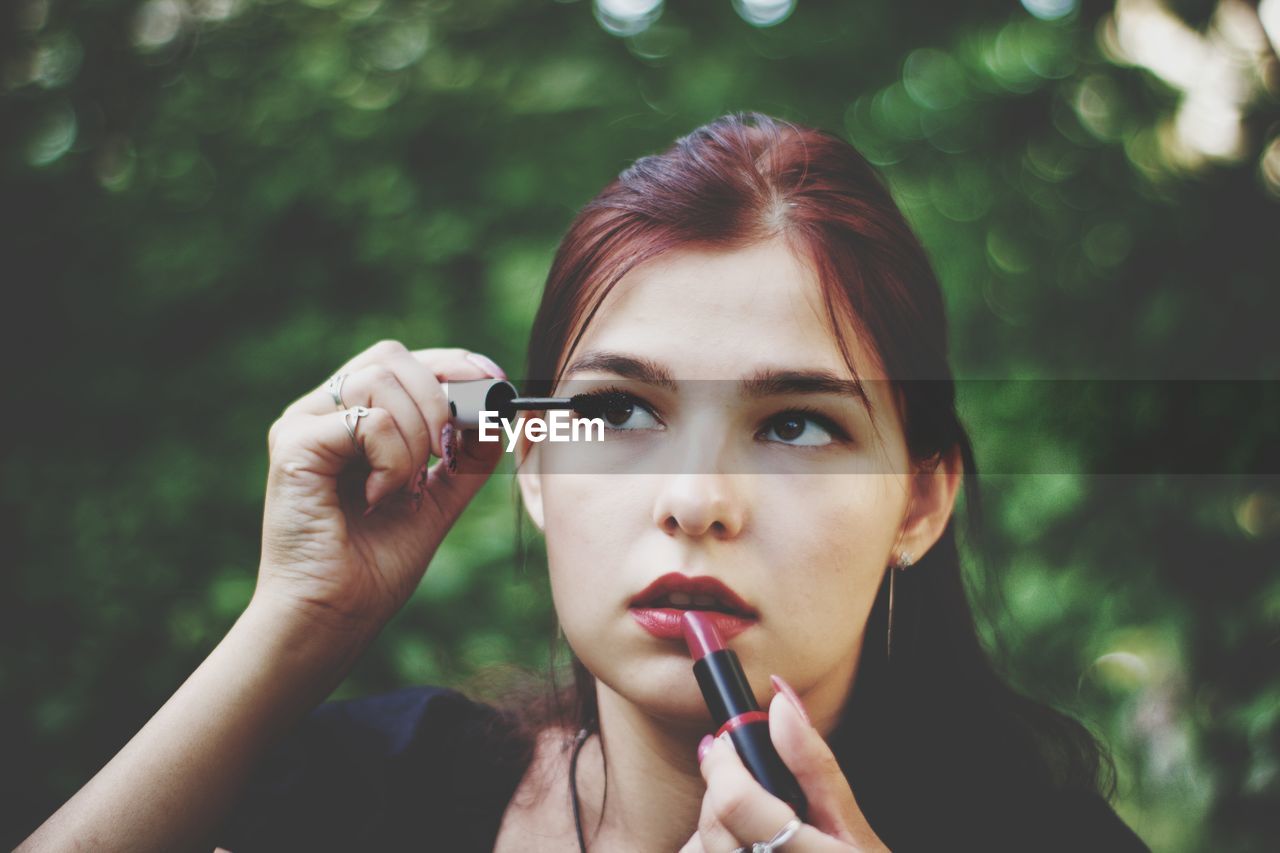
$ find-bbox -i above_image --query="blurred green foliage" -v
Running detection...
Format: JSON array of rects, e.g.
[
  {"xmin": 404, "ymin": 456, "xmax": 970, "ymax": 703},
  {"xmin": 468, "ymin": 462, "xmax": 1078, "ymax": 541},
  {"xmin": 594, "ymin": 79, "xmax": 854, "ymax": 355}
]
[{"xmin": 2, "ymin": 0, "xmax": 1278, "ymax": 849}]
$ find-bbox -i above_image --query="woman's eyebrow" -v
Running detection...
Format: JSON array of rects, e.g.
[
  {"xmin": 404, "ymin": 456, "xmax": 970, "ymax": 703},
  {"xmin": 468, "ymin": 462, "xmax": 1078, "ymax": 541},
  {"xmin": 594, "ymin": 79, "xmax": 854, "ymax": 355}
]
[
  {"xmin": 741, "ymin": 369, "xmax": 871, "ymax": 411},
  {"xmin": 562, "ymin": 351, "xmax": 678, "ymax": 391},
  {"xmin": 563, "ymin": 351, "xmax": 869, "ymax": 410}
]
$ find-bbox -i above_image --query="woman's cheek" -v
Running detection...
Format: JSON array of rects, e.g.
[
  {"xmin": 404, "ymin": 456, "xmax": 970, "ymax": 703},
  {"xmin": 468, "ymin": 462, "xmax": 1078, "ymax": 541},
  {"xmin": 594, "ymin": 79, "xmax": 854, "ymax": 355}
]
[
  {"xmin": 760, "ymin": 476, "xmax": 897, "ymax": 620},
  {"xmin": 542, "ymin": 477, "xmax": 641, "ymax": 616}
]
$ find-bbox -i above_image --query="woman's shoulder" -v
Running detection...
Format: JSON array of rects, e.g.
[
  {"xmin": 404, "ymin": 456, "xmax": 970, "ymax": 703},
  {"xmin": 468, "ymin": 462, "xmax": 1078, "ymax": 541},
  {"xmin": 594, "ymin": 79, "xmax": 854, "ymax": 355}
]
[
  {"xmin": 215, "ymin": 684, "xmax": 533, "ymax": 852},
  {"xmin": 1002, "ymin": 786, "xmax": 1149, "ymax": 852},
  {"xmin": 303, "ymin": 683, "xmax": 506, "ymax": 744},
  {"xmin": 274, "ymin": 683, "xmax": 523, "ymax": 783}
]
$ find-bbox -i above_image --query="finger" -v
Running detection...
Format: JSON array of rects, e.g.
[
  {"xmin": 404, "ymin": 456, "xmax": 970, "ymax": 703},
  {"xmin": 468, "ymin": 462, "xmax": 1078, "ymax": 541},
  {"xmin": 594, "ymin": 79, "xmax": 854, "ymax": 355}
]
[
  {"xmin": 690, "ymin": 735, "xmax": 743, "ymax": 851},
  {"xmin": 340, "ymin": 362, "xmax": 430, "ymax": 486},
  {"xmin": 268, "ymin": 408, "xmax": 411, "ymax": 510},
  {"xmin": 277, "ymin": 342, "xmax": 507, "ymax": 502},
  {"xmin": 767, "ymin": 684, "xmax": 881, "ymax": 849},
  {"xmin": 415, "ymin": 425, "xmax": 505, "ymax": 527},
  {"xmin": 334, "ymin": 346, "xmax": 502, "ymax": 463},
  {"xmin": 284, "ymin": 342, "xmax": 504, "ymax": 427},
  {"xmin": 284, "ymin": 340, "xmax": 420, "ymax": 418},
  {"xmin": 343, "ymin": 341, "xmax": 500, "ymax": 383},
  {"xmin": 337, "ymin": 344, "xmax": 505, "ymax": 462},
  {"xmin": 406, "ymin": 347, "xmax": 500, "ymax": 460},
  {"xmin": 698, "ymin": 733, "xmax": 837, "ymax": 851},
  {"xmin": 387, "ymin": 352, "xmax": 450, "ymax": 462},
  {"xmin": 698, "ymin": 733, "xmax": 790, "ymax": 846},
  {"xmin": 675, "ymin": 834, "xmax": 707, "ymax": 853}
]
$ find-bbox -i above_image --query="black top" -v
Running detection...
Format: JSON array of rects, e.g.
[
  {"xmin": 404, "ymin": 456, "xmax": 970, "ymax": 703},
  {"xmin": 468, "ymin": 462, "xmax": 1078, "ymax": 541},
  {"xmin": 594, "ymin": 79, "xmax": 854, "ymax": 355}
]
[
  {"xmin": 215, "ymin": 685, "xmax": 1149, "ymax": 852},
  {"xmin": 215, "ymin": 685, "xmax": 531, "ymax": 852}
]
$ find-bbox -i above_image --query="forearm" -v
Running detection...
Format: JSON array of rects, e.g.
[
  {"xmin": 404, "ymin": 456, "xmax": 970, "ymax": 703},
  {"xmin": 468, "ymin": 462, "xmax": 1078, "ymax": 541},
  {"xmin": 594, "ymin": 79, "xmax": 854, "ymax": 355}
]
[{"xmin": 19, "ymin": 594, "xmax": 374, "ymax": 853}]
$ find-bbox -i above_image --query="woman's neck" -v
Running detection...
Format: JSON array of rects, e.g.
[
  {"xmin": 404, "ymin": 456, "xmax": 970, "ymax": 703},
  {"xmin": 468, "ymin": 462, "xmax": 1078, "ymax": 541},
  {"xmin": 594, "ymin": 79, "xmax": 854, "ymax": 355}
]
[{"xmin": 572, "ymin": 680, "xmax": 708, "ymax": 852}]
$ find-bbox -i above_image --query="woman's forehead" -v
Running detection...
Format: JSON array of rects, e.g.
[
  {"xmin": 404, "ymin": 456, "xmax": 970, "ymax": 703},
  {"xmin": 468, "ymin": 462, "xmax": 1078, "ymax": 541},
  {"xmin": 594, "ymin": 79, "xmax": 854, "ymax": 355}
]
[{"xmin": 561, "ymin": 239, "xmax": 887, "ymax": 384}]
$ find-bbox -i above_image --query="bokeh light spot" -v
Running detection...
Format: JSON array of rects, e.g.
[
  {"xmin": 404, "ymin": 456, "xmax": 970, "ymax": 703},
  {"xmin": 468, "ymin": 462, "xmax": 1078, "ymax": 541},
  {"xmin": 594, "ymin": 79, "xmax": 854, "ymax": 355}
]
[
  {"xmin": 25, "ymin": 102, "xmax": 76, "ymax": 166},
  {"xmin": 132, "ymin": 0, "xmax": 185, "ymax": 53},
  {"xmin": 1091, "ymin": 651, "xmax": 1152, "ymax": 691},
  {"xmin": 1020, "ymin": 0, "xmax": 1078, "ymax": 22},
  {"xmin": 732, "ymin": 0, "xmax": 795, "ymax": 28},
  {"xmin": 595, "ymin": 0, "xmax": 663, "ymax": 37},
  {"xmin": 369, "ymin": 21, "xmax": 430, "ymax": 71},
  {"xmin": 903, "ymin": 48, "xmax": 967, "ymax": 111},
  {"xmin": 1261, "ymin": 135, "xmax": 1280, "ymax": 198},
  {"xmin": 30, "ymin": 31, "xmax": 82, "ymax": 89},
  {"xmin": 1235, "ymin": 491, "xmax": 1280, "ymax": 538}
]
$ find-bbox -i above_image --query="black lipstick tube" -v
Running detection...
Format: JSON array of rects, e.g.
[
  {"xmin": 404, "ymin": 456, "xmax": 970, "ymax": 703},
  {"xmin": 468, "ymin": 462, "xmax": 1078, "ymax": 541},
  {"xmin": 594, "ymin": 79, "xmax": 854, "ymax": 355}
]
[{"xmin": 684, "ymin": 613, "xmax": 808, "ymax": 819}]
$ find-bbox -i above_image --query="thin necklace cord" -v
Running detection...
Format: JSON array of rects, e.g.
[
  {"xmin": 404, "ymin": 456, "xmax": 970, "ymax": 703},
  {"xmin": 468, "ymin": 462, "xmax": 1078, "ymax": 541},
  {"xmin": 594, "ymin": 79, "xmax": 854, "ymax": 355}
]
[{"xmin": 569, "ymin": 727, "xmax": 590, "ymax": 853}]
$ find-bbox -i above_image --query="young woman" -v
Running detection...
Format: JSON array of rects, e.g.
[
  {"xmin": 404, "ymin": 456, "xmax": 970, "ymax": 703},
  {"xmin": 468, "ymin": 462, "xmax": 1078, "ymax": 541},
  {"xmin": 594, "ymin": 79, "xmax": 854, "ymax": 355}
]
[{"xmin": 21, "ymin": 113, "xmax": 1148, "ymax": 852}]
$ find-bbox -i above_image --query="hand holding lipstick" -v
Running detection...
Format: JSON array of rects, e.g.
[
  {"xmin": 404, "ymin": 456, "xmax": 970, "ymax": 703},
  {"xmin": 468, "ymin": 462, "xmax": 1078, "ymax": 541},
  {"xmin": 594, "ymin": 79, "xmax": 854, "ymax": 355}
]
[{"xmin": 680, "ymin": 678, "xmax": 889, "ymax": 853}]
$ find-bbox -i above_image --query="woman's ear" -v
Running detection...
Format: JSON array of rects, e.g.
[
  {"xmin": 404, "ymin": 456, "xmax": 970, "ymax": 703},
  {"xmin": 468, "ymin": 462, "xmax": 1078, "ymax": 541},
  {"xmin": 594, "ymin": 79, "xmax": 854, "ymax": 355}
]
[
  {"xmin": 515, "ymin": 436, "xmax": 546, "ymax": 532},
  {"xmin": 898, "ymin": 444, "xmax": 963, "ymax": 562}
]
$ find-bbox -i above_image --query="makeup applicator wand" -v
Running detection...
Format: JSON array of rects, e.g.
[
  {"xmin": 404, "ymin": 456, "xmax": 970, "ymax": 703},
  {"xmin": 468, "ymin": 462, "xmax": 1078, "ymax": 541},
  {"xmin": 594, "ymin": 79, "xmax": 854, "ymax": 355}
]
[{"xmin": 441, "ymin": 378, "xmax": 626, "ymax": 427}]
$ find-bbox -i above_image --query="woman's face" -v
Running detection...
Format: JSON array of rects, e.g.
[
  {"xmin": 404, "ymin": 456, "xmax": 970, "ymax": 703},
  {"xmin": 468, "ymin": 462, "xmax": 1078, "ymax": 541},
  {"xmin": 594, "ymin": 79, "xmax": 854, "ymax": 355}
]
[{"xmin": 519, "ymin": 238, "xmax": 919, "ymax": 732}]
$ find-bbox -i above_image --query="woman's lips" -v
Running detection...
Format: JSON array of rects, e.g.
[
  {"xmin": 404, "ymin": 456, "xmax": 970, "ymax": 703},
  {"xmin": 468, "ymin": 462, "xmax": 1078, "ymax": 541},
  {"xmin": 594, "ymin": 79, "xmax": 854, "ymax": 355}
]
[{"xmin": 629, "ymin": 607, "xmax": 756, "ymax": 641}]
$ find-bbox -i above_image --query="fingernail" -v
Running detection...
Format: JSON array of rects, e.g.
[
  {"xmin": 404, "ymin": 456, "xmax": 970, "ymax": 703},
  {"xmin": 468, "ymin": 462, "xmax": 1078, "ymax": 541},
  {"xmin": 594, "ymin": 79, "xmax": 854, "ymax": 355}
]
[
  {"xmin": 411, "ymin": 462, "xmax": 428, "ymax": 512},
  {"xmin": 443, "ymin": 423, "xmax": 458, "ymax": 474},
  {"xmin": 363, "ymin": 500, "xmax": 382, "ymax": 517},
  {"xmin": 465, "ymin": 352, "xmax": 506, "ymax": 379},
  {"xmin": 770, "ymin": 674, "xmax": 811, "ymax": 726},
  {"xmin": 697, "ymin": 734, "xmax": 714, "ymax": 764}
]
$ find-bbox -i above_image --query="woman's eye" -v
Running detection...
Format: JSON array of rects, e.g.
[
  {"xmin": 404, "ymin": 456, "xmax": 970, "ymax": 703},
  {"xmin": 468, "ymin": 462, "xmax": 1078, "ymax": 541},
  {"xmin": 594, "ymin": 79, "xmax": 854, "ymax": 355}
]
[
  {"xmin": 760, "ymin": 412, "xmax": 836, "ymax": 446},
  {"xmin": 579, "ymin": 394, "xmax": 661, "ymax": 430}
]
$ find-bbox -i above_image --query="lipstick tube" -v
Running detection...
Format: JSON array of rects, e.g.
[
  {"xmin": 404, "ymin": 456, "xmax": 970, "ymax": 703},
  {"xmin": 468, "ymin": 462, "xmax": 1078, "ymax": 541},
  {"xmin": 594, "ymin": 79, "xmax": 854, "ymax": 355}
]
[{"xmin": 682, "ymin": 611, "xmax": 808, "ymax": 819}]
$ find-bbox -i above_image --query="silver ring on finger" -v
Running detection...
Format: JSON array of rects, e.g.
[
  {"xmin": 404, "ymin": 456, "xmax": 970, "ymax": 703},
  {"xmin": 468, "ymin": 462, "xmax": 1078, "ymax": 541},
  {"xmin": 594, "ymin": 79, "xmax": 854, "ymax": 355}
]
[
  {"xmin": 327, "ymin": 372, "xmax": 350, "ymax": 410},
  {"xmin": 732, "ymin": 815, "xmax": 802, "ymax": 853},
  {"xmin": 343, "ymin": 406, "xmax": 372, "ymax": 454}
]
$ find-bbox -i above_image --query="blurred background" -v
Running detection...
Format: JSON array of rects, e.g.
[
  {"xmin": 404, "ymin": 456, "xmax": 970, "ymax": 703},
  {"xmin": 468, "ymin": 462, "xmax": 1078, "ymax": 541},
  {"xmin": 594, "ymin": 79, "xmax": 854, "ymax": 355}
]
[{"xmin": 2, "ymin": 0, "xmax": 1279, "ymax": 849}]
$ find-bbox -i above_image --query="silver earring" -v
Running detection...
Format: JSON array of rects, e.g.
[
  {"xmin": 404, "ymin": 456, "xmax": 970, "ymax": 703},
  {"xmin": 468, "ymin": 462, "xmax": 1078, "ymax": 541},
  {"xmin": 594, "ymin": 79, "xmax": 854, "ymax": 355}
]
[{"xmin": 887, "ymin": 551, "xmax": 913, "ymax": 662}]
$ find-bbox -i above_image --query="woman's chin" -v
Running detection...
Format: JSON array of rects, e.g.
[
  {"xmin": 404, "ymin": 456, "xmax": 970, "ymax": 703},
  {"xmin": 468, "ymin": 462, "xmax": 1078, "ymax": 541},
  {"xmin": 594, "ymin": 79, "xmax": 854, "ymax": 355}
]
[{"xmin": 603, "ymin": 655, "xmax": 723, "ymax": 727}]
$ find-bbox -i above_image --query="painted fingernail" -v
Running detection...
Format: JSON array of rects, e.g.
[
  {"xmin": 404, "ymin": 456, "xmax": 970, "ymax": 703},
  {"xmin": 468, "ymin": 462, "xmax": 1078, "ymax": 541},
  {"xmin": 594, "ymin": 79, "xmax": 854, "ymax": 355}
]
[
  {"xmin": 697, "ymin": 734, "xmax": 714, "ymax": 764},
  {"xmin": 465, "ymin": 352, "xmax": 506, "ymax": 379},
  {"xmin": 411, "ymin": 462, "xmax": 428, "ymax": 511},
  {"xmin": 770, "ymin": 674, "xmax": 811, "ymax": 726},
  {"xmin": 443, "ymin": 423, "xmax": 458, "ymax": 474}
]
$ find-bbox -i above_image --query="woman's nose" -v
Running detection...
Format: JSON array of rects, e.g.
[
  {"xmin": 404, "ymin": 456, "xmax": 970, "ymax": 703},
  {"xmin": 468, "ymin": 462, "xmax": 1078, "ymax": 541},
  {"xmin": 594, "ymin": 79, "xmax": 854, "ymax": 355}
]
[{"xmin": 652, "ymin": 472, "xmax": 745, "ymax": 540}]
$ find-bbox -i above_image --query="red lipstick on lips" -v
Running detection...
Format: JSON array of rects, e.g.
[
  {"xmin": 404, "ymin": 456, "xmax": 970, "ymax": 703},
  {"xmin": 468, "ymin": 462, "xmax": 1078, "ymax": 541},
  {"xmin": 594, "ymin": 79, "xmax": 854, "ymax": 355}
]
[
  {"xmin": 682, "ymin": 611, "xmax": 808, "ymax": 820},
  {"xmin": 628, "ymin": 573, "xmax": 758, "ymax": 642}
]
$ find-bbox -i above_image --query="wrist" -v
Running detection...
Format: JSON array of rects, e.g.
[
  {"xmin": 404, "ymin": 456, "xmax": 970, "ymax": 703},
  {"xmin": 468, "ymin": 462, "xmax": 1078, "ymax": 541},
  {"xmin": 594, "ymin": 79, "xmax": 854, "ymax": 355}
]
[{"xmin": 237, "ymin": 591, "xmax": 378, "ymax": 701}]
